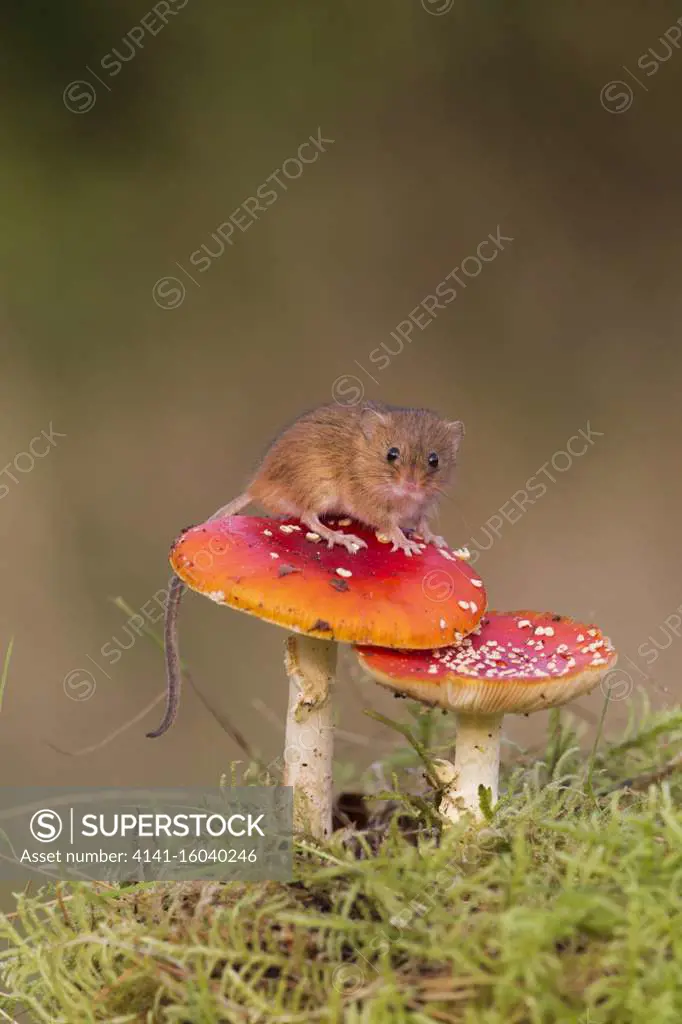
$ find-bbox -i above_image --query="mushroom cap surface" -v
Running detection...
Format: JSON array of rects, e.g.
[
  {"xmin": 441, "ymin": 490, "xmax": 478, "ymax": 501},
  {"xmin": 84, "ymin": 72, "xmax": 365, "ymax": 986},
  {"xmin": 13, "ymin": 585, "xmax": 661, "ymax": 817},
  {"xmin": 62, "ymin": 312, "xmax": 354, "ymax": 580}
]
[
  {"xmin": 170, "ymin": 515, "xmax": 486, "ymax": 648},
  {"xmin": 356, "ymin": 610, "xmax": 617, "ymax": 713}
]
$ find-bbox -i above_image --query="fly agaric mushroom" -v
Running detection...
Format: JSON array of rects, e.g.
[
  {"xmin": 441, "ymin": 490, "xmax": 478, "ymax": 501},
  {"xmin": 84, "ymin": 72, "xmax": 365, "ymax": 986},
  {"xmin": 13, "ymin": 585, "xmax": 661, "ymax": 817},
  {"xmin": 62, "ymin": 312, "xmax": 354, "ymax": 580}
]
[
  {"xmin": 148, "ymin": 514, "xmax": 486, "ymax": 838},
  {"xmin": 356, "ymin": 610, "xmax": 617, "ymax": 823}
]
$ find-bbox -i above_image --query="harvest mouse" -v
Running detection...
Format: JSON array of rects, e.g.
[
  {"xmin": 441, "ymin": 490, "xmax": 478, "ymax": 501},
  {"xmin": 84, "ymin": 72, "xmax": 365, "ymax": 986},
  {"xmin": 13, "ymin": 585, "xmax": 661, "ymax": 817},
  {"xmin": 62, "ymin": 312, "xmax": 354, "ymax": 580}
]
[
  {"xmin": 147, "ymin": 401, "xmax": 464, "ymax": 740},
  {"xmin": 208, "ymin": 401, "xmax": 464, "ymax": 556}
]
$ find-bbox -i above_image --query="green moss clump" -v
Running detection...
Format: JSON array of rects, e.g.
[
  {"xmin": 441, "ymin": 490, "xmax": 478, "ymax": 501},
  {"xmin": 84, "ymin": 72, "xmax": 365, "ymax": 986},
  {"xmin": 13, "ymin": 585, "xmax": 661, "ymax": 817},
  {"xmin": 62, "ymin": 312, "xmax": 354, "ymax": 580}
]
[{"xmin": 3, "ymin": 700, "xmax": 682, "ymax": 1023}]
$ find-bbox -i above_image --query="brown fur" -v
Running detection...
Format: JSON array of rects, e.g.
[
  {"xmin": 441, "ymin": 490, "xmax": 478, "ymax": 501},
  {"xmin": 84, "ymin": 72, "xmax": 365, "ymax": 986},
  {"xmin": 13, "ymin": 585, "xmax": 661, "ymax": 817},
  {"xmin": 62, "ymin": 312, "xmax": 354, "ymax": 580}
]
[
  {"xmin": 210, "ymin": 402, "xmax": 464, "ymax": 554},
  {"xmin": 150, "ymin": 403, "xmax": 465, "ymax": 739}
]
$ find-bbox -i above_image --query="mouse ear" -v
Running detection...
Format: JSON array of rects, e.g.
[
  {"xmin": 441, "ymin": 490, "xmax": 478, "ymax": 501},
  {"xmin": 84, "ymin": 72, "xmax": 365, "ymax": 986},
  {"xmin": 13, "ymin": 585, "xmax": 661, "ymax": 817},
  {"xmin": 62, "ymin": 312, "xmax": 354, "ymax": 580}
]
[
  {"xmin": 359, "ymin": 404, "xmax": 388, "ymax": 440},
  {"xmin": 448, "ymin": 420, "xmax": 465, "ymax": 451}
]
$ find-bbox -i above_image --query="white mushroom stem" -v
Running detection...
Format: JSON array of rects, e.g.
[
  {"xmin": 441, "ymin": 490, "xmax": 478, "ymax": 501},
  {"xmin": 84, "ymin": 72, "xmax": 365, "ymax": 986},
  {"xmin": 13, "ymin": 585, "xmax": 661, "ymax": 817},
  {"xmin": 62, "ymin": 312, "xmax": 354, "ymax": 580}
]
[
  {"xmin": 432, "ymin": 712, "xmax": 504, "ymax": 823},
  {"xmin": 283, "ymin": 634, "xmax": 336, "ymax": 839}
]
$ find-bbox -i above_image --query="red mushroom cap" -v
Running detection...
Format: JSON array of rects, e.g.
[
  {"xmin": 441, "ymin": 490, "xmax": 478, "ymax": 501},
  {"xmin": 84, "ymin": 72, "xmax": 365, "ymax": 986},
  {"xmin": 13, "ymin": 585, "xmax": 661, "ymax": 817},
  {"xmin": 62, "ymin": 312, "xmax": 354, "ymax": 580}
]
[
  {"xmin": 356, "ymin": 610, "xmax": 617, "ymax": 713},
  {"xmin": 169, "ymin": 515, "xmax": 486, "ymax": 649}
]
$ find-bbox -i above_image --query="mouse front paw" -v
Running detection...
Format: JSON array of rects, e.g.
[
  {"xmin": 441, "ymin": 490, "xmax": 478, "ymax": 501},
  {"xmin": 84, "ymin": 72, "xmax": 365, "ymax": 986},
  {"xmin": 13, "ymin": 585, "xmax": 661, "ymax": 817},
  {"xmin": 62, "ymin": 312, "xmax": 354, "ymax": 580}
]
[
  {"xmin": 417, "ymin": 525, "xmax": 448, "ymax": 549},
  {"xmin": 388, "ymin": 530, "xmax": 424, "ymax": 557}
]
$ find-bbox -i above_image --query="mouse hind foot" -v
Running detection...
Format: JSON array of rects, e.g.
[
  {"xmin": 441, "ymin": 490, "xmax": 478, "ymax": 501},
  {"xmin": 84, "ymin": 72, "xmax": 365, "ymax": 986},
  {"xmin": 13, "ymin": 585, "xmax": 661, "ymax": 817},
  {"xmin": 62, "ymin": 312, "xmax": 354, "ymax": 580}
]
[{"xmin": 301, "ymin": 514, "xmax": 367, "ymax": 554}]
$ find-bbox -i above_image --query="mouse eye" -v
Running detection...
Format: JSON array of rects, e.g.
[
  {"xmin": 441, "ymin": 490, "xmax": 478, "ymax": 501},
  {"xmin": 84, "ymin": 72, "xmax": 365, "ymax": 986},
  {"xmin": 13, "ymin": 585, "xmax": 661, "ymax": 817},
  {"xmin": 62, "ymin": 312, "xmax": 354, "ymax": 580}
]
[
  {"xmin": 386, "ymin": 447, "xmax": 400, "ymax": 463},
  {"xmin": 428, "ymin": 452, "xmax": 439, "ymax": 469}
]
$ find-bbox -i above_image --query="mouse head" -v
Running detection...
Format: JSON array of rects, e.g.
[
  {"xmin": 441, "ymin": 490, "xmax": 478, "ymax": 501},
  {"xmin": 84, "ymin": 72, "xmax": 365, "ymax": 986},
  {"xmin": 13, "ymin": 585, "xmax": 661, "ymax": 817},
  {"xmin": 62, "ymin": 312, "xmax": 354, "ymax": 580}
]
[{"xmin": 358, "ymin": 404, "xmax": 464, "ymax": 507}]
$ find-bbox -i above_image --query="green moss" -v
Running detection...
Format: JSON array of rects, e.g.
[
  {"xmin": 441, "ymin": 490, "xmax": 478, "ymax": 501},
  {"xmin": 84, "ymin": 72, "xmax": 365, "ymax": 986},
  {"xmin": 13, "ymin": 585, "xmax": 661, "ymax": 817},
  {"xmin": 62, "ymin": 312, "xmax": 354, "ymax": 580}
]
[{"xmin": 3, "ymin": 699, "xmax": 682, "ymax": 1023}]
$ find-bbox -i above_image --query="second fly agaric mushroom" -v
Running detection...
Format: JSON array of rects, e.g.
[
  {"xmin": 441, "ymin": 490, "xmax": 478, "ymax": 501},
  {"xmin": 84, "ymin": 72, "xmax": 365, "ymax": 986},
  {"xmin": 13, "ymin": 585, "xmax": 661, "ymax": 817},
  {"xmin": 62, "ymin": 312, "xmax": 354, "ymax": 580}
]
[
  {"xmin": 356, "ymin": 610, "xmax": 617, "ymax": 823},
  {"xmin": 148, "ymin": 514, "xmax": 487, "ymax": 839}
]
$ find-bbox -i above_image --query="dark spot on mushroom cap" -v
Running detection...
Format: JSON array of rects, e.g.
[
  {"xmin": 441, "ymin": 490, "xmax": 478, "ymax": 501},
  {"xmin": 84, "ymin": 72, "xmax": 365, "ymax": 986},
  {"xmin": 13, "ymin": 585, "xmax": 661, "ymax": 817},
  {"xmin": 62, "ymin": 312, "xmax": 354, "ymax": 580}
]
[
  {"xmin": 278, "ymin": 564, "xmax": 301, "ymax": 577},
  {"xmin": 330, "ymin": 578, "xmax": 349, "ymax": 592},
  {"xmin": 311, "ymin": 619, "xmax": 333, "ymax": 633},
  {"xmin": 552, "ymin": 614, "xmax": 562, "ymax": 622}
]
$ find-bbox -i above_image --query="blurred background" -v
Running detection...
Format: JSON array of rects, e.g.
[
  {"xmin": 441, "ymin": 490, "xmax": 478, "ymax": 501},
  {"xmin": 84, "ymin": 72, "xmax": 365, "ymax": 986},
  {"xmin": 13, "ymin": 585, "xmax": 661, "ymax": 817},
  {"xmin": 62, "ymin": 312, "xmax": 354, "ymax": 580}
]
[{"xmin": 1, "ymin": 0, "xmax": 681, "ymax": 802}]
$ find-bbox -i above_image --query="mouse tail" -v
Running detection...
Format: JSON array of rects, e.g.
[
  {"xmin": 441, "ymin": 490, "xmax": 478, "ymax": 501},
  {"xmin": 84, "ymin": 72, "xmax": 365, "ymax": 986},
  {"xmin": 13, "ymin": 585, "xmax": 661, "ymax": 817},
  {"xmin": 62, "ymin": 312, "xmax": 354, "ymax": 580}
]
[
  {"xmin": 206, "ymin": 492, "xmax": 252, "ymax": 521},
  {"xmin": 146, "ymin": 573, "xmax": 185, "ymax": 738}
]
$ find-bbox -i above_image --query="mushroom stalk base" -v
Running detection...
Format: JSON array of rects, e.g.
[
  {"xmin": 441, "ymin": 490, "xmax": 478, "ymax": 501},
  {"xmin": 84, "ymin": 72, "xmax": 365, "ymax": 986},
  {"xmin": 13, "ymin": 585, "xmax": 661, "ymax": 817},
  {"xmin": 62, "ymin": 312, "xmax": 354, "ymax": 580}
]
[
  {"xmin": 436, "ymin": 712, "xmax": 503, "ymax": 823},
  {"xmin": 283, "ymin": 634, "xmax": 336, "ymax": 839}
]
